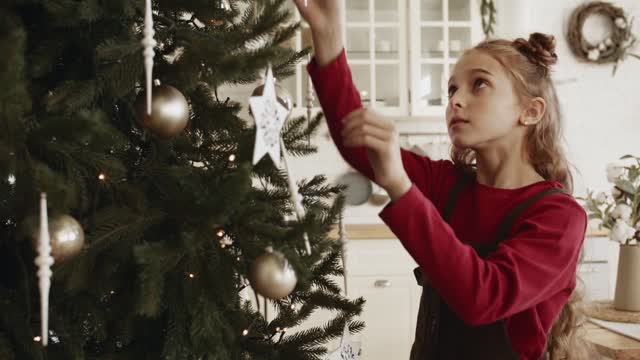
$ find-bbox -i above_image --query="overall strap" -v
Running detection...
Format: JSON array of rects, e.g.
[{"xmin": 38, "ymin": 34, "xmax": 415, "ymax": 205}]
[
  {"xmin": 491, "ymin": 186, "xmax": 565, "ymax": 360},
  {"xmin": 442, "ymin": 174, "xmax": 473, "ymax": 222},
  {"xmin": 492, "ymin": 187, "xmax": 565, "ymax": 245},
  {"xmin": 414, "ymin": 173, "xmax": 472, "ymax": 286}
]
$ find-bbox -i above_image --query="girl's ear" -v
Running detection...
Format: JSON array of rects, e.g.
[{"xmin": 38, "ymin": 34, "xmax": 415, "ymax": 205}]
[{"xmin": 520, "ymin": 97, "xmax": 546, "ymax": 126}]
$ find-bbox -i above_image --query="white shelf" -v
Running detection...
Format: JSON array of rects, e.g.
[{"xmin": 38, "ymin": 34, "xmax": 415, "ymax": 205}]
[
  {"xmin": 420, "ymin": 58, "xmax": 447, "ymax": 64},
  {"xmin": 346, "ymin": 22, "xmax": 372, "ymax": 28},
  {"xmin": 420, "ymin": 21, "xmax": 473, "ymax": 27}
]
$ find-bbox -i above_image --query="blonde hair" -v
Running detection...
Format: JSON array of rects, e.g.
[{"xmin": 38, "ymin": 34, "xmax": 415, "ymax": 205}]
[{"xmin": 450, "ymin": 33, "xmax": 590, "ymax": 359}]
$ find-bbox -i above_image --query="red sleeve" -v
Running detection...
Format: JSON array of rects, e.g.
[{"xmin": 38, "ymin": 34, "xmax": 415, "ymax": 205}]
[
  {"xmin": 379, "ymin": 184, "xmax": 587, "ymax": 326},
  {"xmin": 307, "ymin": 49, "xmax": 453, "ymax": 201}
]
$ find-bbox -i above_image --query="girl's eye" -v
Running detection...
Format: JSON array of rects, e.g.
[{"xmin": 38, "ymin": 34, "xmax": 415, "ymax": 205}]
[
  {"xmin": 448, "ymin": 85, "xmax": 457, "ymax": 97},
  {"xmin": 474, "ymin": 79, "xmax": 487, "ymax": 89}
]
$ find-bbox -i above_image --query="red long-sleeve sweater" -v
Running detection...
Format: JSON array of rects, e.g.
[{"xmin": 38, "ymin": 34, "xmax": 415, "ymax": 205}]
[{"xmin": 307, "ymin": 49, "xmax": 587, "ymax": 360}]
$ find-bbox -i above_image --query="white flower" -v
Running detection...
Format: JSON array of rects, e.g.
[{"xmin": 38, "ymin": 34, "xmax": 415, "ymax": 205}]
[
  {"xmin": 612, "ymin": 203, "xmax": 633, "ymax": 221},
  {"xmin": 612, "ymin": 186, "xmax": 623, "ymax": 199},
  {"xmin": 598, "ymin": 43, "xmax": 607, "ymax": 51},
  {"xmin": 606, "ymin": 163, "xmax": 625, "ymax": 183},
  {"xmin": 615, "ymin": 17, "xmax": 627, "ymax": 29},
  {"xmin": 595, "ymin": 191, "xmax": 608, "ymax": 204},
  {"xmin": 610, "ymin": 219, "xmax": 636, "ymax": 243},
  {"xmin": 605, "ymin": 38, "xmax": 614, "ymax": 47},
  {"xmin": 588, "ymin": 49, "xmax": 601, "ymax": 61}
]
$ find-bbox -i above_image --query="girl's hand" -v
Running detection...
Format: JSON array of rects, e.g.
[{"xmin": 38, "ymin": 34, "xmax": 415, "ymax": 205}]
[
  {"xmin": 291, "ymin": 0, "xmax": 343, "ymax": 66},
  {"xmin": 291, "ymin": 0, "xmax": 340, "ymax": 32},
  {"xmin": 341, "ymin": 107, "xmax": 412, "ymax": 201}
]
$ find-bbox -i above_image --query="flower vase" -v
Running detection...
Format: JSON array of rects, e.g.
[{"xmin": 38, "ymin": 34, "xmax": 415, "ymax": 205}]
[{"xmin": 614, "ymin": 244, "xmax": 640, "ymax": 312}]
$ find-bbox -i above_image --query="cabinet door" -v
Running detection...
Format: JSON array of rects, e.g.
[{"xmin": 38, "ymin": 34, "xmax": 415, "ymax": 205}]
[
  {"xmin": 409, "ymin": 0, "xmax": 481, "ymax": 117},
  {"xmin": 350, "ymin": 275, "xmax": 415, "ymax": 360},
  {"xmin": 578, "ymin": 262, "xmax": 610, "ymax": 301},
  {"xmin": 345, "ymin": 0, "xmax": 408, "ymax": 117}
]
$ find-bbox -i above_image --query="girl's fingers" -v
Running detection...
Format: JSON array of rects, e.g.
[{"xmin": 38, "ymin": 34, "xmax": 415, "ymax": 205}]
[
  {"xmin": 344, "ymin": 132, "xmax": 388, "ymax": 153},
  {"xmin": 343, "ymin": 124, "xmax": 389, "ymax": 145},
  {"xmin": 341, "ymin": 108, "xmax": 367, "ymax": 126},
  {"xmin": 342, "ymin": 123, "xmax": 391, "ymax": 144},
  {"xmin": 291, "ymin": 0, "xmax": 320, "ymax": 23},
  {"xmin": 342, "ymin": 112, "xmax": 381, "ymax": 135},
  {"xmin": 342, "ymin": 108, "xmax": 394, "ymax": 135},
  {"xmin": 342, "ymin": 117, "xmax": 394, "ymax": 143}
]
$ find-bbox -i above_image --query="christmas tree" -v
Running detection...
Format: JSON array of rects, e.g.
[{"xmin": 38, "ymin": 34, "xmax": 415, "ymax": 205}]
[{"xmin": 0, "ymin": 0, "xmax": 364, "ymax": 358}]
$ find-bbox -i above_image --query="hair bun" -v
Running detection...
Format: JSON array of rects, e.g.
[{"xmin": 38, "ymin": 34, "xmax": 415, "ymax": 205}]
[{"xmin": 513, "ymin": 33, "xmax": 558, "ymax": 70}]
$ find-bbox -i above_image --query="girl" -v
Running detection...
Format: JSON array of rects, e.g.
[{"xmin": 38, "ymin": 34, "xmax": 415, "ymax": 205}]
[{"xmin": 292, "ymin": 1, "xmax": 589, "ymax": 359}]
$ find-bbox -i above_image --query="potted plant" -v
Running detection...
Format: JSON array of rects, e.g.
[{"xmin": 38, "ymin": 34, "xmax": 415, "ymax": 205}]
[{"xmin": 582, "ymin": 155, "xmax": 640, "ymax": 311}]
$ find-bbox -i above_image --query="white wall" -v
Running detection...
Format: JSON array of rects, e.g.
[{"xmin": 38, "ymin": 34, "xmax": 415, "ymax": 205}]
[{"xmin": 498, "ymin": 0, "xmax": 640, "ymax": 299}]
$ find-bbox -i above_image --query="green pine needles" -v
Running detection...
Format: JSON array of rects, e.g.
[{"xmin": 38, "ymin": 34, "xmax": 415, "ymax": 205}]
[{"xmin": 0, "ymin": 0, "xmax": 364, "ymax": 359}]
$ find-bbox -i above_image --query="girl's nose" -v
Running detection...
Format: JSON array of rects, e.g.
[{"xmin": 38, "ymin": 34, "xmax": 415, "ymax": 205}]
[{"xmin": 450, "ymin": 93, "xmax": 464, "ymax": 109}]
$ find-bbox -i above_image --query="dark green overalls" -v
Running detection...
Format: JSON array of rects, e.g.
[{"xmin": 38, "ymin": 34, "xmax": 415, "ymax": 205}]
[{"xmin": 410, "ymin": 175, "xmax": 563, "ymax": 360}]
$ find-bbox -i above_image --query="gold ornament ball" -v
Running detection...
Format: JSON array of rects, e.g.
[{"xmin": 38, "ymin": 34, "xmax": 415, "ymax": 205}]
[
  {"xmin": 135, "ymin": 81, "xmax": 190, "ymax": 139},
  {"xmin": 248, "ymin": 82, "xmax": 293, "ymax": 118},
  {"xmin": 32, "ymin": 215, "xmax": 85, "ymax": 262},
  {"xmin": 248, "ymin": 247, "xmax": 297, "ymax": 300}
]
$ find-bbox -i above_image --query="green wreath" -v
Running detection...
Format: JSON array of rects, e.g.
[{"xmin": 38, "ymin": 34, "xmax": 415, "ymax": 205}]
[
  {"xmin": 567, "ymin": 1, "xmax": 639, "ymax": 75},
  {"xmin": 480, "ymin": 0, "xmax": 497, "ymax": 38}
]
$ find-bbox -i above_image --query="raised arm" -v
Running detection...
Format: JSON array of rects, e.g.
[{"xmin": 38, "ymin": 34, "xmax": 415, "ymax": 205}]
[
  {"xmin": 379, "ymin": 186, "xmax": 587, "ymax": 325},
  {"xmin": 293, "ymin": 0, "xmax": 453, "ymax": 201}
]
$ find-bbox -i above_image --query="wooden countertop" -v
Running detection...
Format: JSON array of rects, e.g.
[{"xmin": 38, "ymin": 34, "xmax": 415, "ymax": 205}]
[
  {"xmin": 584, "ymin": 321, "xmax": 640, "ymax": 360},
  {"xmin": 330, "ymin": 224, "xmax": 609, "ymax": 240}
]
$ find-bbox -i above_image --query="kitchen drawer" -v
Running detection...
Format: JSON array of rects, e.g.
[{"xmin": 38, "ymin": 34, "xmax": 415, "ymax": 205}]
[
  {"xmin": 347, "ymin": 239, "xmax": 417, "ymax": 276},
  {"xmin": 350, "ymin": 275, "xmax": 415, "ymax": 360}
]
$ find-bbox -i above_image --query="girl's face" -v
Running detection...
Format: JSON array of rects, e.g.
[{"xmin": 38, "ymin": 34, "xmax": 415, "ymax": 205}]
[{"xmin": 445, "ymin": 50, "xmax": 524, "ymax": 150}]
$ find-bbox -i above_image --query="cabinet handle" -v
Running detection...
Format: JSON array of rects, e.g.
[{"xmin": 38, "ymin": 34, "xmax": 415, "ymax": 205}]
[
  {"xmin": 374, "ymin": 280, "xmax": 392, "ymax": 288},
  {"xmin": 580, "ymin": 266, "xmax": 598, "ymax": 273}
]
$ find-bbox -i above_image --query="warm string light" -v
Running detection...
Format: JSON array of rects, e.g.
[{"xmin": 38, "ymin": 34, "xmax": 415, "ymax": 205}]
[
  {"xmin": 227, "ymin": 153, "xmax": 237, "ymax": 169},
  {"xmin": 276, "ymin": 327, "xmax": 287, "ymax": 344},
  {"xmin": 33, "ymin": 336, "xmax": 41, "ymax": 342},
  {"xmin": 188, "ymin": 273, "xmax": 195, "ymax": 279},
  {"xmin": 98, "ymin": 172, "xmax": 107, "ymax": 181},
  {"xmin": 267, "ymin": 326, "xmax": 288, "ymax": 341},
  {"xmin": 242, "ymin": 318, "xmax": 258, "ymax": 336}
]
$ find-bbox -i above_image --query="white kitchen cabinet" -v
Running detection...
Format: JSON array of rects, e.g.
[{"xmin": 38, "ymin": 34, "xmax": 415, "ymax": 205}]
[
  {"xmin": 409, "ymin": 0, "xmax": 482, "ymax": 117},
  {"xmin": 349, "ymin": 275, "xmax": 415, "ymax": 359},
  {"xmin": 342, "ymin": 239, "xmax": 421, "ymax": 360},
  {"xmin": 579, "ymin": 236, "xmax": 611, "ymax": 301},
  {"xmin": 281, "ymin": 0, "xmax": 482, "ymax": 121},
  {"xmin": 344, "ymin": 0, "xmax": 409, "ymax": 117}
]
